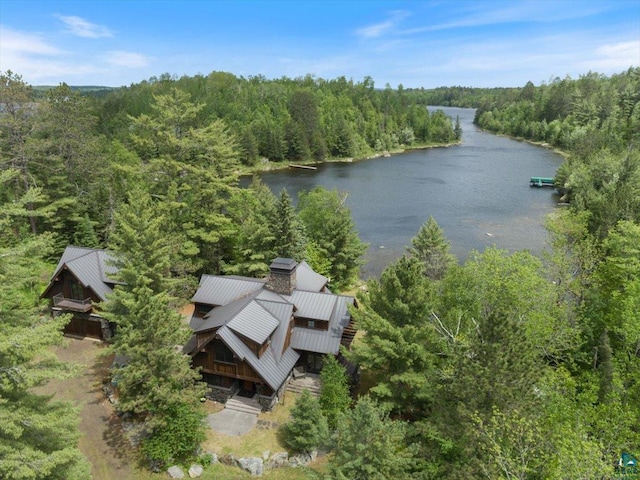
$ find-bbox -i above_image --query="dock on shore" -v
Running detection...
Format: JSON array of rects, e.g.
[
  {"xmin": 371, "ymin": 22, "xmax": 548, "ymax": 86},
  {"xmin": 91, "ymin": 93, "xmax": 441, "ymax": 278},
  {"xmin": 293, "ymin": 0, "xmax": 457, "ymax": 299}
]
[{"xmin": 289, "ymin": 164, "xmax": 317, "ymax": 170}]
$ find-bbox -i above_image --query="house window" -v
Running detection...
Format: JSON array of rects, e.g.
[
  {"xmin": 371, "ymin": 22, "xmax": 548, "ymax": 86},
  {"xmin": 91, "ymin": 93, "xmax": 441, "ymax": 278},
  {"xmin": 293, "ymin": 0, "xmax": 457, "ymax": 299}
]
[
  {"xmin": 68, "ymin": 281, "xmax": 84, "ymax": 300},
  {"xmin": 214, "ymin": 341, "xmax": 235, "ymax": 364},
  {"xmin": 307, "ymin": 320, "xmax": 315, "ymax": 329},
  {"xmin": 195, "ymin": 304, "xmax": 211, "ymax": 318}
]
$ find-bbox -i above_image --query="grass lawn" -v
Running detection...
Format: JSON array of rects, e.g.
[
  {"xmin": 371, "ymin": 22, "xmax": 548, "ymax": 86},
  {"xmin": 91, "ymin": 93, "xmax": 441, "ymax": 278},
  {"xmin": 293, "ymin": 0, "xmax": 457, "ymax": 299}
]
[{"xmin": 39, "ymin": 337, "xmax": 327, "ymax": 480}]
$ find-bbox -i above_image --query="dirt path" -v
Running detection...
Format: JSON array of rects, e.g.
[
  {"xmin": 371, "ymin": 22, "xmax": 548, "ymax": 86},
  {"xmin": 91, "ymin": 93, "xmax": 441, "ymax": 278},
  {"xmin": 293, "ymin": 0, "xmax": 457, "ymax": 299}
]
[{"xmin": 37, "ymin": 337, "xmax": 137, "ymax": 480}]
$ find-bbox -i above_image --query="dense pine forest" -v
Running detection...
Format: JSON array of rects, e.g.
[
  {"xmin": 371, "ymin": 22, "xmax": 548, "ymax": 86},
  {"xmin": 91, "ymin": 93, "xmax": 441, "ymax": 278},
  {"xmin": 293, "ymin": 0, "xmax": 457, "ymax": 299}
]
[{"xmin": 1, "ymin": 68, "xmax": 639, "ymax": 479}]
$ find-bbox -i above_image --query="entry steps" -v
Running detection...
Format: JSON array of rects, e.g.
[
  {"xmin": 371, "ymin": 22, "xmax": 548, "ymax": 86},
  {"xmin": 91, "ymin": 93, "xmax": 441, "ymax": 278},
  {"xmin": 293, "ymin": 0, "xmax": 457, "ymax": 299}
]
[
  {"xmin": 286, "ymin": 374, "xmax": 322, "ymax": 397},
  {"xmin": 225, "ymin": 395, "xmax": 262, "ymax": 415}
]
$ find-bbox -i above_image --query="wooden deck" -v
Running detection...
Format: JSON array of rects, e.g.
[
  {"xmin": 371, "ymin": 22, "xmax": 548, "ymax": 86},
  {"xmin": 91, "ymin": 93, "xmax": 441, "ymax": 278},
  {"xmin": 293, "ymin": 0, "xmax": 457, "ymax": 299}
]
[{"xmin": 53, "ymin": 297, "xmax": 93, "ymax": 312}]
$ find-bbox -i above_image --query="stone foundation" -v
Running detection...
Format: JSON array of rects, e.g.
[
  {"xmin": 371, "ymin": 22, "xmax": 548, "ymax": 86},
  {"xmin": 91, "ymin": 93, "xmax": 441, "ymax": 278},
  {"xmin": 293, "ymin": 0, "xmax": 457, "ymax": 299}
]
[{"xmin": 205, "ymin": 382, "xmax": 240, "ymax": 403}]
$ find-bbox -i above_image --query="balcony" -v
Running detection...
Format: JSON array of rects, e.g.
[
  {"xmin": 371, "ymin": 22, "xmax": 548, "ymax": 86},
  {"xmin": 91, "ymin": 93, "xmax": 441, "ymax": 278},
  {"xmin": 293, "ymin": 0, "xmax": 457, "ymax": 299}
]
[{"xmin": 53, "ymin": 293, "xmax": 93, "ymax": 313}]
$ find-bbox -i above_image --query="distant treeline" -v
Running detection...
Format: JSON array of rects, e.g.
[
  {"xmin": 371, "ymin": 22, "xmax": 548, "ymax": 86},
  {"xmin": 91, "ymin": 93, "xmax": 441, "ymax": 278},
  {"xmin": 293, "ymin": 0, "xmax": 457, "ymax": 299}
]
[
  {"xmin": 92, "ymin": 72, "xmax": 458, "ymax": 166},
  {"xmin": 474, "ymin": 68, "xmax": 640, "ymax": 156}
]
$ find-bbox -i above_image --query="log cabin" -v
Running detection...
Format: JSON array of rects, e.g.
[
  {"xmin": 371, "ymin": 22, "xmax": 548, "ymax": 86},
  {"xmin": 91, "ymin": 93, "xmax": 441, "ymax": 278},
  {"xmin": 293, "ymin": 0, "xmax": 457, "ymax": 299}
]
[
  {"xmin": 41, "ymin": 246, "xmax": 121, "ymax": 340},
  {"xmin": 185, "ymin": 258, "xmax": 357, "ymax": 410}
]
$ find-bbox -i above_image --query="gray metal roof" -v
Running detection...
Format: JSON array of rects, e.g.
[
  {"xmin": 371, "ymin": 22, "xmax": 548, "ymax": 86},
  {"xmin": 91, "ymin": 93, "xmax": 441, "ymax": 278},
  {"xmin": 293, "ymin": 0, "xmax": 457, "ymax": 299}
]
[
  {"xmin": 191, "ymin": 275, "xmax": 264, "ymax": 306},
  {"xmin": 46, "ymin": 246, "xmax": 119, "ymax": 302},
  {"xmin": 227, "ymin": 300, "xmax": 279, "ymax": 345},
  {"xmin": 295, "ymin": 261, "xmax": 329, "ymax": 292},
  {"xmin": 193, "ymin": 292, "xmax": 257, "ymax": 333},
  {"xmin": 290, "ymin": 295, "xmax": 354, "ymax": 354},
  {"xmin": 217, "ymin": 325, "xmax": 299, "ymax": 391},
  {"xmin": 188, "ymin": 260, "xmax": 354, "ymax": 388},
  {"xmin": 288, "ymin": 290, "xmax": 336, "ymax": 321}
]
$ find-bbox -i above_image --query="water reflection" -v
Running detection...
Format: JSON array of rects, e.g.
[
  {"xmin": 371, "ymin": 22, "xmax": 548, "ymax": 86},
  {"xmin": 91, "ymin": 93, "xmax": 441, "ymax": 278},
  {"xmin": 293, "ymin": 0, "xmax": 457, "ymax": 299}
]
[{"xmin": 248, "ymin": 107, "xmax": 563, "ymax": 278}]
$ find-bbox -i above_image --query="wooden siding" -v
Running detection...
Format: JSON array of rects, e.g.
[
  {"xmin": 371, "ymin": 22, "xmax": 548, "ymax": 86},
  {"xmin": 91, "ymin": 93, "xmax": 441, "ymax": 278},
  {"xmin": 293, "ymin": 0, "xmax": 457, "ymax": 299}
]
[
  {"xmin": 294, "ymin": 317, "xmax": 329, "ymax": 331},
  {"xmin": 63, "ymin": 315, "xmax": 103, "ymax": 338},
  {"xmin": 282, "ymin": 318, "xmax": 294, "ymax": 355},
  {"xmin": 192, "ymin": 341, "xmax": 264, "ymax": 383},
  {"xmin": 47, "ymin": 270, "xmax": 104, "ymax": 339},
  {"xmin": 47, "ymin": 270, "xmax": 101, "ymax": 311},
  {"xmin": 233, "ymin": 331, "xmax": 269, "ymax": 358}
]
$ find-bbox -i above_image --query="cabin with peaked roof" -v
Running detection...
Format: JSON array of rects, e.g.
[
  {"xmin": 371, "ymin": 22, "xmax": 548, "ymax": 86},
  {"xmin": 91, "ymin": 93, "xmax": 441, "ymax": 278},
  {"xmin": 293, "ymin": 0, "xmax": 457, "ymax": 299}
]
[
  {"xmin": 41, "ymin": 246, "xmax": 120, "ymax": 340},
  {"xmin": 185, "ymin": 258, "xmax": 357, "ymax": 410}
]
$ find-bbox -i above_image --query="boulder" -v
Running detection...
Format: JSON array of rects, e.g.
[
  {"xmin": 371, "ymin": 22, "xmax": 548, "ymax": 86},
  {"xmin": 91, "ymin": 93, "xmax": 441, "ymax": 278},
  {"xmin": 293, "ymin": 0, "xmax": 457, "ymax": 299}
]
[
  {"xmin": 202, "ymin": 450, "xmax": 218, "ymax": 464},
  {"xmin": 266, "ymin": 451, "xmax": 289, "ymax": 469},
  {"xmin": 167, "ymin": 465, "xmax": 184, "ymax": 479},
  {"xmin": 238, "ymin": 457, "xmax": 264, "ymax": 476},
  {"xmin": 288, "ymin": 450, "xmax": 317, "ymax": 467},
  {"xmin": 188, "ymin": 464, "xmax": 203, "ymax": 478},
  {"xmin": 219, "ymin": 454, "xmax": 237, "ymax": 466}
]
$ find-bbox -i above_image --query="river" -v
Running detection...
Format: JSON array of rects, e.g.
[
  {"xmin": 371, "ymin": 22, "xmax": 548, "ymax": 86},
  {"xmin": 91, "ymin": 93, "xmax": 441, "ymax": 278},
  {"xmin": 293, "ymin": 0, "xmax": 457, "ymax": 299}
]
[{"xmin": 249, "ymin": 107, "xmax": 563, "ymax": 278}]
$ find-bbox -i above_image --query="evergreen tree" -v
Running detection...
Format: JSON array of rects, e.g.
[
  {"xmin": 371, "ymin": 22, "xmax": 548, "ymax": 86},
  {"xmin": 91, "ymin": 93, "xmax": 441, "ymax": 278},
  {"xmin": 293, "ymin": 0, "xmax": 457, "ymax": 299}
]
[
  {"xmin": 73, "ymin": 213, "xmax": 100, "ymax": 248},
  {"xmin": 222, "ymin": 178, "xmax": 277, "ymax": 277},
  {"xmin": 281, "ymin": 390, "xmax": 328, "ymax": 453},
  {"xmin": 127, "ymin": 87, "xmax": 239, "ymax": 274},
  {"xmin": 407, "ymin": 216, "xmax": 456, "ymax": 280},
  {"xmin": 273, "ymin": 188, "xmax": 306, "ymax": 260},
  {"xmin": 27, "ymin": 83, "xmax": 106, "ymax": 245},
  {"xmin": 297, "ymin": 186, "xmax": 366, "ymax": 289},
  {"xmin": 454, "ymin": 115, "xmax": 463, "ymax": 140},
  {"xmin": 0, "ymin": 234, "xmax": 91, "ymax": 479},
  {"xmin": 104, "ymin": 187, "xmax": 206, "ymax": 466},
  {"xmin": 0, "ymin": 72, "xmax": 50, "ymax": 236},
  {"xmin": 329, "ymin": 396, "xmax": 413, "ymax": 480},
  {"xmin": 349, "ymin": 256, "xmax": 440, "ymax": 419},
  {"xmin": 319, "ymin": 355, "xmax": 351, "ymax": 430}
]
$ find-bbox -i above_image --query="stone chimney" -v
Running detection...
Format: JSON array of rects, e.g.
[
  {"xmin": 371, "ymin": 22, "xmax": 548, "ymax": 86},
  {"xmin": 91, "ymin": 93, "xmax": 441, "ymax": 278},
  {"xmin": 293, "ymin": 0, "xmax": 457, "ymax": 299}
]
[{"xmin": 267, "ymin": 258, "xmax": 298, "ymax": 295}]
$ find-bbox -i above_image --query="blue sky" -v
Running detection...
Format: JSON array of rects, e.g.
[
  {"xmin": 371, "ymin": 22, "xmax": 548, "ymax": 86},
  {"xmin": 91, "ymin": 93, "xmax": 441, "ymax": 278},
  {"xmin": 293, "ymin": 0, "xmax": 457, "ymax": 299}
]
[{"xmin": 1, "ymin": 0, "xmax": 638, "ymax": 88}]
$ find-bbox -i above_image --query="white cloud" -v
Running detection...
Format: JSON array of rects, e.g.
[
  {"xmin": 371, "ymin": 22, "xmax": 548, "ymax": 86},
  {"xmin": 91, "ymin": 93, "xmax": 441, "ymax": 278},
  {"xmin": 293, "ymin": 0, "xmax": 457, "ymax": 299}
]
[
  {"xmin": 105, "ymin": 50, "xmax": 151, "ymax": 68},
  {"xmin": 0, "ymin": 26, "xmax": 64, "ymax": 55},
  {"xmin": 55, "ymin": 15, "xmax": 113, "ymax": 38},
  {"xmin": 0, "ymin": 26, "xmax": 68, "ymax": 81},
  {"xmin": 587, "ymin": 40, "xmax": 640, "ymax": 69},
  {"xmin": 401, "ymin": 1, "xmax": 611, "ymax": 36},
  {"xmin": 355, "ymin": 10, "xmax": 411, "ymax": 39}
]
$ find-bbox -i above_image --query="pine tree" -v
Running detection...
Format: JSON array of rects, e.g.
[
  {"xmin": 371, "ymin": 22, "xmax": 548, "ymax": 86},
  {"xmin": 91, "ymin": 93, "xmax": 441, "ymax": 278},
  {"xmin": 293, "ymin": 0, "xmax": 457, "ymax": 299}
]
[
  {"xmin": 319, "ymin": 355, "xmax": 351, "ymax": 430},
  {"xmin": 104, "ymin": 187, "xmax": 206, "ymax": 465},
  {"xmin": 0, "ymin": 234, "xmax": 91, "ymax": 479},
  {"xmin": 407, "ymin": 216, "xmax": 456, "ymax": 280},
  {"xmin": 454, "ymin": 115, "xmax": 463, "ymax": 140},
  {"xmin": 297, "ymin": 186, "xmax": 366, "ymax": 289},
  {"xmin": 273, "ymin": 188, "xmax": 306, "ymax": 260},
  {"xmin": 329, "ymin": 396, "xmax": 413, "ymax": 480},
  {"xmin": 127, "ymin": 87, "xmax": 240, "ymax": 273},
  {"xmin": 222, "ymin": 178, "xmax": 277, "ymax": 277},
  {"xmin": 348, "ymin": 256, "xmax": 440, "ymax": 419},
  {"xmin": 282, "ymin": 390, "xmax": 328, "ymax": 453}
]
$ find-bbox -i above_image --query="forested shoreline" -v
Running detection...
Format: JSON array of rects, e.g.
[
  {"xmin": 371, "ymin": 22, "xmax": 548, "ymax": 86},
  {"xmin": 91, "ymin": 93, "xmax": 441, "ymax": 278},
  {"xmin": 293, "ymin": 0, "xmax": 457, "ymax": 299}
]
[{"xmin": 2, "ymin": 68, "xmax": 639, "ymax": 478}]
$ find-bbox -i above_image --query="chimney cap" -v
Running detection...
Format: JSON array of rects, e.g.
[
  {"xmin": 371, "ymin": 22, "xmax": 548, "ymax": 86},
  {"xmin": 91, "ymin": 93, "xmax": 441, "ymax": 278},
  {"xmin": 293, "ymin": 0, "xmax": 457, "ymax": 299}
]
[{"xmin": 270, "ymin": 258, "xmax": 297, "ymax": 273}]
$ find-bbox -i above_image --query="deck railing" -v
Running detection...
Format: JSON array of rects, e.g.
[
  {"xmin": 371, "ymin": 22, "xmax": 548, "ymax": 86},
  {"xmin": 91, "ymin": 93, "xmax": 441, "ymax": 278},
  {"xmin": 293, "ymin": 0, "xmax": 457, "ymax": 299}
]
[{"xmin": 52, "ymin": 293, "xmax": 93, "ymax": 312}]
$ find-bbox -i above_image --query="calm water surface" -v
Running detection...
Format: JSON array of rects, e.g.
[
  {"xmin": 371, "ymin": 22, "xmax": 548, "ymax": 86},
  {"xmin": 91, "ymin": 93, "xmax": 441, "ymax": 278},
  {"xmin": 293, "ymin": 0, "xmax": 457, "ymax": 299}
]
[{"xmin": 251, "ymin": 107, "xmax": 563, "ymax": 278}]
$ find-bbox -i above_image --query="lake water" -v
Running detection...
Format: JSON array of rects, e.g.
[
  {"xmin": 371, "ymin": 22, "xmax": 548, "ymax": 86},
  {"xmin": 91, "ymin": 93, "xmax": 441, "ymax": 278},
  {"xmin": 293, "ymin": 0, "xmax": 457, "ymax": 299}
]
[{"xmin": 249, "ymin": 107, "xmax": 563, "ymax": 278}]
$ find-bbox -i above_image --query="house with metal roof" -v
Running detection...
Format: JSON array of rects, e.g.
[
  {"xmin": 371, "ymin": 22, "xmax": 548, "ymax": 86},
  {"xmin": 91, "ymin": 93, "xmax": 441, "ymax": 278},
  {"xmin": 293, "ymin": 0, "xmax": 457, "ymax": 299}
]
[
  {"xmin": 186, "ymin": 258, "xmax": 357, "ymax": 410},
  {"xmin": 41, "ymin": 246, "xmax": 121, "ymax": 340}
]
